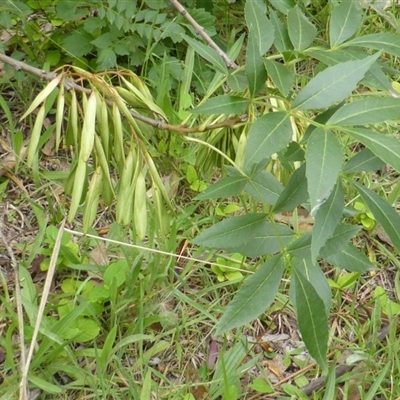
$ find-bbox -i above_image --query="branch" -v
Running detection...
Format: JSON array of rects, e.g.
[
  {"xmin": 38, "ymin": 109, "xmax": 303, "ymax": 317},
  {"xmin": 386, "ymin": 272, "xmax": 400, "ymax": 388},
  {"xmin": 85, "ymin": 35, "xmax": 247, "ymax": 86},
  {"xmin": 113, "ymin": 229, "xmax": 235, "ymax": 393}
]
[
  {"xmin": 169, "ymin": 0, "xmax": 239, "ymax": 70},
  {"xmin": 300, "ymin": 324, "xmax": 392, "ymax": 396},
  {"xmin": 0, "ymin": 53, "xmax": 247, "ymax": 134}
]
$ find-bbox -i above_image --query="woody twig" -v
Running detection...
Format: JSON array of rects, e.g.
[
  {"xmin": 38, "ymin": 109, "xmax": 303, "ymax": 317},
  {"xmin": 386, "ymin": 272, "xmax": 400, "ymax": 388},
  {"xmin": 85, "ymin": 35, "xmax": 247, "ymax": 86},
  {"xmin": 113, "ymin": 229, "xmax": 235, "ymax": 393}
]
[
  {"xmin": 168, "ymin": 0, "xmax": 239, "ymax": 70},
  {"xmin": 0, "ymin": 53, "xmax": 246, "ymax": 135}
]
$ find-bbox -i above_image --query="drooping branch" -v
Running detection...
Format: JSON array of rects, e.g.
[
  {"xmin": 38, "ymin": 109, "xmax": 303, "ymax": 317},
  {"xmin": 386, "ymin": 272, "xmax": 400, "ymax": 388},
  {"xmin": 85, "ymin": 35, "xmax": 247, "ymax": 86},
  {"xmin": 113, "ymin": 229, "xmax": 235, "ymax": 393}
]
[
  {"xmin": 0, "ymin": 53, "xmax": 247, "ymax": 135},
  {"xmin": 168, "ymin": 0, "xmax": 239, "ymax": 70}
]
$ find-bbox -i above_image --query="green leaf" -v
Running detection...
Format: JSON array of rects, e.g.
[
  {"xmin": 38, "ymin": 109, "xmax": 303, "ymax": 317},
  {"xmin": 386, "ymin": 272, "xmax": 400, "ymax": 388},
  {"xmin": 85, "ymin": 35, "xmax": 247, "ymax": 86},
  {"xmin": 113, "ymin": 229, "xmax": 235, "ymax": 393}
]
[
  {"xmin": 287, "ymin": 232, "xmax": 312, "ymax": 259},
  {"xmin": 195, "ymin": 176, "xmax": 247, "ymax": 200},
  {"xmin": 67, "ymin": 317, "xmax": 101, "ymax": 342},
  {"xmin": 273, "ymin": 164, "xmax": 308, "ymax": 213},
  {"xmin": 191, "ymin": 95, "xmax": 249, "ymax": 115},
  {"xmin": 329, "ymin": 0, "xmax": 362, "ymax": 47},
  {"xmin": 192, "ymin": 213, "xmax": 267, "ymax": 249},
  {"xmin": 245, "ymin": 112, "xmax": 293, "ymax": 169},
  {"xmin": 183, "ymin": 35, "xmax": 227, "ymax": 73},
  {"xmin": 343, "ymin": 148, "xmax": 385, "ymax": 173},
  {"xmin": 354, "ymin": 183, "xmax": 400, "ymax": 251},
  {"xmin": 305, "ymin": 47, "xmax": 392, "ymax": 92},
  {"xmin": 186, "ymin": 164, "xmax": 197, "ymax": 184},
  {"xmin": 244, "ymin": 170, "xmax": 284, "ymax": 205},
  {"xmin": 264, "ymin": 59, "xmax": 294, "ymax": 97},
  {"xmin": 292, "ymin": 53, "xmax": 381, "ymax": 110},
  {"xmin": 325, "ymin": 244, "xmax": 376, "ymax": 273},
  {"xmin": 305, "ymin": 128, "xmax": 342, "ymax": 215},
  {"xmin": 280, "ymin": 141, "xmax": 305, "ymax": 163},
  {"xmin": 343, "ymin": 33, "xmax": 400, "ymax": 57},
  {"xmin": 345, "ymin": 127, "xmax": 400, "ymax": 172},
  {"xmin": 287, "ymin": 5, "xmax": 317, "ymax": 51},
  {"xmin": 327, "ymin": 97, "xmax": 400, "ymax": 126},
  {"xmin": 104, "ymin": 260, "xmax": 128, "ymax": 287},
  {"xmin": 292, "ymin": 269, "xmax": 328, "ymax": 373},
  {"xmin": 245, "ymin": 32, "xmax": 268, "ymax": 97},
  {"xmin": 28, "ymin": 375, "xmax": 62, "ymax": 394},
  {"xmin": 225, "ymin": 222, "xmax": 294, "ymax": 257},
  {"xmin": 216, "ymin": 255, "xmax": 284, "ymax": 334},
  {"xmin": 97, "ymin": 47, "xmax": 117, "ymax": 70},
  {"xmin": 245, "ymin": 0, "xmax": 274, "ymax": 55},
  {"xmin": 292, "ymin": 255, "xmax": 331, "ymax": 313},
  {"xmin": 320, "ymin": 224, "xmax": 361, "ymax": 258},
  {"xmin": 227, "ymin": 71, "xmax": 248, "ymax": 92},
  {"xmin": 62, "ymin": 31, "xmax": 94, "ymax": 58},
  {"xmin": 270, "ymin": 9, "xmax": 293, "ymax": 53},
  {"xmin": 311, "ymin": 180, "xmax": 344, "ymax": 261},
  {"xmin": 268, "ymin": 0, "xmax": 295, "ymax": 14}
]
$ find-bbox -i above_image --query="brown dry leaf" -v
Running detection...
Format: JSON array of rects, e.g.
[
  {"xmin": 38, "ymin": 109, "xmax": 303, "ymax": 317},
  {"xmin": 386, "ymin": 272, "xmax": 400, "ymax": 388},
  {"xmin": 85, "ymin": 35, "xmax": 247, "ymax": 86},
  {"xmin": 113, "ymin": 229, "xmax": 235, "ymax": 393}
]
[
  {"xmin": 41, "ymin": 133, "xmax": 56, "ymax": 156},
  {"xmin": 262, "ymin": 355, "xmax": 286, "ymax": 382},
  {"xmin": 347, "ymin": 382, "xmax": 361, "ymax": 400},
  {"xmin": 187, "ymin": 362, "xmax": 209, "ymax": 400},
  {"xmin": 0, "ymin": 145, "xmax": 27, "ymax": 176},
  {"xmin": 89, "ymin": 241, "xmax": 109, "ymax": 266},
  {"xmin": 207, "ymin": 337, "xmax": 219, "ymax": 370},
  {"xmin": 375, "ymin": 225, "xmax": 393, "ymax": 247}
]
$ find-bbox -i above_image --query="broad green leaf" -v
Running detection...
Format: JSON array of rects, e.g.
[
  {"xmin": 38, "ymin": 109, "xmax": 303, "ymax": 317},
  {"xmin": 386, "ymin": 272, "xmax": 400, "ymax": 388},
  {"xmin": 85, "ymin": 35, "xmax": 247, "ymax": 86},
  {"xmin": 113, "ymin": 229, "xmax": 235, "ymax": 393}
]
[
  {"xmin": 292, "ymin": 255, "xmax": 331, "ymax": 313},
  {"xmin": 62, "ymin": 32, "xmax": 94, "ymax": 57},
  {"xmin": 329, "ymin": 0, "xmax": 362, "ymax": 47},
  {"xmin": 244, "ymin": 171, "xmax": 284, "ymax": 205},
  {"xmin": 195, "ymin": 176, "xmax": 247, "ymax": 200},
  {"xmin": 292, "ymin": 268, "xmax": 328, "ymax": 373},
  {"xmin": 225, "ymin": 223, "xmax": 294, "ymax": 257},
  {"xmin": 287, "ymin": 232, "xmax": 312, "ymax": 260},
  {"xmin": 216, "ymin": 255, "xmax": 284, "ymax": 334},
  {"xmin": 302, "ymin": 103, "xmax": 344, "ymax": 143},
  {"xmin": 245, "ymin": 0, "xmax": 274, "ymax": 55},
  {"xmin": 97, "ymin": 47, "xmax": 117, "ymax": 70},
  {"xmin": 246, "ymin": 32, "xmax": 268, "ymax": 97},
  {"xmin": 227, "ymin": 71, "xmax": 248, "ymax": 92},
  {"xmin": 268, "ymin": 0, "xmax": 295, "ymax": 14},
  {"xmin": 327, "ymin": 97, "xmax": 400, "ymax": 126},
  {"xmin": 343, "ymin": 148, "xmax": 385, "ymax": 173},
  {"xmin": 306, "ymin": 47, "xmax": 392, "ymax": 92},
  {"xmin": 273, "ymin": 164, "xmax": 308, "ymax": 213},
  {"xmin": 192, "ymin": 213, "xmax": 267, "ymax": 249},
  {"xmin": 280, "ymin": 141, "xmax": 305, "ymax": 163},
  {"xmin": 345, "ymin": 127, "xmax": 400, "ymax": 172},
  {"xmin": 320, "ymin": 224, "xmax": 361, "ymax": 258},
  {"xmin": 354, "ymin": 183, "xmax": 400, "ymax": 251},
  {"xmin": 343, "ymin": 33, "xmax": 400, "ymax": 57},
  {"xmin": 289, "ymin": 222, "xmax": 358, "ymax": 267},
  {"xmin": 292, "ymin": 53, "xmax": 381, "ymax": 110},
  {"xmin": 311, "ymin": 180, "xmax": 344, "ymax": 261},
  {"xmin": 287, "ymin": 6, "xmax": 317, "ymax": 51},
  {"xmin": 325, "ymin": 244, "xmax": 376, "ymax": 273},
  {"xmin": 183, "ymin": 35, "xmax": 227, "ymax": 73},
  {"xmin": 245, "ymin": 112, "xmax": 292, "ymax": 169},
  {"xmin": 191, "ymin": 95, "xmax": 249, "ymax": 115},
  {"xmin": 270, "ymin": 9, "xmax": 293, "ymax": 53},
  {"xmin": 305, "ymin": 128, "xmax": 342, "ymax": 215},
  {"xmin": 264, "ymin": 59, "xmax": 294, "ymax": 97}
]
